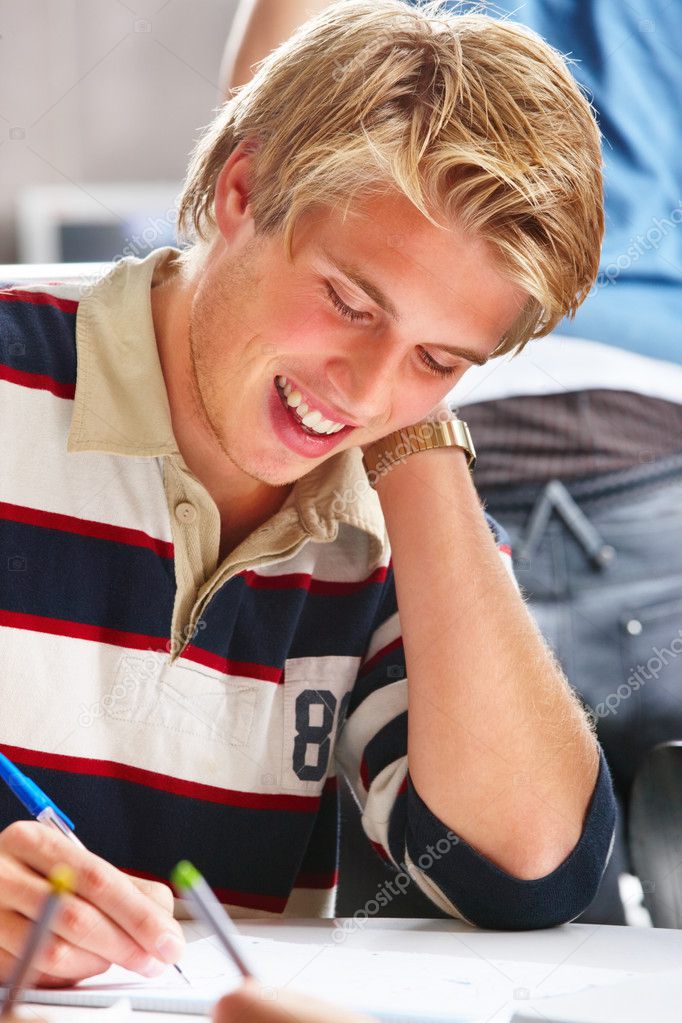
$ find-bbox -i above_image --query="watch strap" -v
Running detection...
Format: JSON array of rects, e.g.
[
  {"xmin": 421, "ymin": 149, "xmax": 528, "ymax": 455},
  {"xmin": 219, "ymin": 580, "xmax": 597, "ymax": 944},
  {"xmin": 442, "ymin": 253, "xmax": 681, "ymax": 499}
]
[{"xmin": 363, "ymin": 416, "xmax": 476, "ymax": 487}]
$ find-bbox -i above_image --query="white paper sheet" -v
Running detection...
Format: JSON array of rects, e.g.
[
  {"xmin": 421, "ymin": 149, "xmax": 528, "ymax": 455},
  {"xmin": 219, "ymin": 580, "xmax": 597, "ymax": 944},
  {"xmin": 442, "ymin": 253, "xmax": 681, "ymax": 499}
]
[{"xmin": 8, "ymin": 934, "xmax": 634, "ymax": 1022}]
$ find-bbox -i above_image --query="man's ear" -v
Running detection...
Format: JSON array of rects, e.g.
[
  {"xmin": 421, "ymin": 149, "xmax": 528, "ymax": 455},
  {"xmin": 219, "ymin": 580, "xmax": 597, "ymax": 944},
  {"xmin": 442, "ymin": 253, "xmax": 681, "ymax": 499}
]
[{"xmin": 214, "ymin": 139, "xmax": 257, "ymax": 245}]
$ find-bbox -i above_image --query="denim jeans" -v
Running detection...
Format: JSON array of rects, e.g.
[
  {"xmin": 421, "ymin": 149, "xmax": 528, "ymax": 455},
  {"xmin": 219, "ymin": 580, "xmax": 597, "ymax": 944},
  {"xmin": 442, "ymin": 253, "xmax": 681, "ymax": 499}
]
[{"xmin": 480, "ymin": 456, "xmax": 682, "ymax": 924}]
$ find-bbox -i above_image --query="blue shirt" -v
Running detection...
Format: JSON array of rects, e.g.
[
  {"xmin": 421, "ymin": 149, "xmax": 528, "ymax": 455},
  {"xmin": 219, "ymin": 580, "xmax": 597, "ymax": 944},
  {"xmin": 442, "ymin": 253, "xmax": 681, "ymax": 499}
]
[{"xmin": 438, "ymin": 1, "xmax": 682, "ymax": 363}]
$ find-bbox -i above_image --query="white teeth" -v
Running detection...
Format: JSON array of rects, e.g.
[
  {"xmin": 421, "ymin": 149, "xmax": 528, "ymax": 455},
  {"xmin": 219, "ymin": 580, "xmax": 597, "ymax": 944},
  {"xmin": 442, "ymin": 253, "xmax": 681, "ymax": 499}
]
[
  {"xmin": 310, "ymin": 418, "xmax": 345, "ymax": 435},
  {"xmin": 302, "ymin": 410, "xmax": 322, "ymax": 428},
  {"xmin": 277, "ymin": 378, "xmax": 346, "ymax": 434}
]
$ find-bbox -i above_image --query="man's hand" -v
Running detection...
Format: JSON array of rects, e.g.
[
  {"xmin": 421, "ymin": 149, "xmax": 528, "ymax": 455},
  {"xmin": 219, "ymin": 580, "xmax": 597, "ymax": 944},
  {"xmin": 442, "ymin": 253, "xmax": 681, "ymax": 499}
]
[
  {"xmin": 0, "ymin": 822, "xmax": 184, "ymax": 987},
  {"xmin": 214, "ymin": 980, "xmax": 375, "ymax": 1023},
  {"xmin": 129, "ymin": 874, "xmax": 176, "ymax": 912}
]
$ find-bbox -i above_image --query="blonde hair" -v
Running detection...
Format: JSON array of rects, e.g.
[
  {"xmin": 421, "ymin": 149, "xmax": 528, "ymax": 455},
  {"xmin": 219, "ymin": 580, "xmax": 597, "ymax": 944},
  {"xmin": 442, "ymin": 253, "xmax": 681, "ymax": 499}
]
[{"xmin": 178, "ymin": 0, "xmax": 604, "ymax": 355}]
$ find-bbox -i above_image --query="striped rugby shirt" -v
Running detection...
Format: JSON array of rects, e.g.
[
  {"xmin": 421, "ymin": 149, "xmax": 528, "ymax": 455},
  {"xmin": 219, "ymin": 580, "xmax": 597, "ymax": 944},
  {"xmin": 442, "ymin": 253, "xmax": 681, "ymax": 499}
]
[{"xmin": 0, "ymin": 248, "xmax": 615, "ymax": 929}]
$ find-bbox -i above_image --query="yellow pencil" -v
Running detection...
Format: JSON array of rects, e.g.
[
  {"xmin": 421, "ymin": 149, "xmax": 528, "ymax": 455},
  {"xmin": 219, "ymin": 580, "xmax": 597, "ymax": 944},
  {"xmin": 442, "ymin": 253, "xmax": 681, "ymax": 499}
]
[{"xmin": 1, "ymin": 864, "xmax": 75, "ymax": 1018}]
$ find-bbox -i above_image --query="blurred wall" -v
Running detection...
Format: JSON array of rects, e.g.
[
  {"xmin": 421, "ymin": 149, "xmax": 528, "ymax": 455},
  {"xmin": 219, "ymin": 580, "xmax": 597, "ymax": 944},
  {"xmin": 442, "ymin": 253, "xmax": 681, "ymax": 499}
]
[{"xmin": 0, "ymin": 0, "xmax": 239, "ymax": 263}]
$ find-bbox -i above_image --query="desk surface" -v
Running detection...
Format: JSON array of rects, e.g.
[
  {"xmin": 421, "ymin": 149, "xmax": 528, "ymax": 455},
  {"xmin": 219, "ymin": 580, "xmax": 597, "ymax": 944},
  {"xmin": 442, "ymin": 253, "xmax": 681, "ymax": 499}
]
[{"xmin": 25, "ymin": 918, "xmax": 682, "ymax": 1023}]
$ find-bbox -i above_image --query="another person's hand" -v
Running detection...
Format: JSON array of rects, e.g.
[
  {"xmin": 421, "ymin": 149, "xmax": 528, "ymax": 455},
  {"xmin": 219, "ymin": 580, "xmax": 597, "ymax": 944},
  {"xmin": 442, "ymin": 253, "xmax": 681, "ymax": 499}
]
[
  {"xmin": 214, "ymin": 979, "xmax": 375, "ymax": 1023},
  {"xmin": 0, "ymin": 821, "xmax": 184, "ymax": 986}
]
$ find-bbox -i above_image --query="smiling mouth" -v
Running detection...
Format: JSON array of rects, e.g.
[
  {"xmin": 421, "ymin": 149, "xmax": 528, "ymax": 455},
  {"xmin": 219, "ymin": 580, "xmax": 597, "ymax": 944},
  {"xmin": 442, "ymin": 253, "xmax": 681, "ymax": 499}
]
[{"xmin": 274, "ymin": 376, "xmax": 350, "ymax": 436}]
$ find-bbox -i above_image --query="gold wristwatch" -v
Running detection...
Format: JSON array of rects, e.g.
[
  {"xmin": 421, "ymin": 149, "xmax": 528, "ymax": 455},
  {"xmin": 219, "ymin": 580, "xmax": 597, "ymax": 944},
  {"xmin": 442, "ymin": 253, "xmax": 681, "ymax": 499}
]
[{"xmin": 362, "ymin": 415, "xmax": 476, "ymax": 488}]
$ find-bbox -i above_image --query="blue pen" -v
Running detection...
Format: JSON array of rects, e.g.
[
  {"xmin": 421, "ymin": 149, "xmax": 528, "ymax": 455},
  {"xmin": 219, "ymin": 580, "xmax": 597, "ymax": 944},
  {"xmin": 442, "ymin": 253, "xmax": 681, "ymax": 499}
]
[
  {"xmin": 0, "ymin": 750, "xmax": 190, "ymax": 984},
  {"xmin": 0, "ymin": 751, "xmax": 83, "ymax": 846}
]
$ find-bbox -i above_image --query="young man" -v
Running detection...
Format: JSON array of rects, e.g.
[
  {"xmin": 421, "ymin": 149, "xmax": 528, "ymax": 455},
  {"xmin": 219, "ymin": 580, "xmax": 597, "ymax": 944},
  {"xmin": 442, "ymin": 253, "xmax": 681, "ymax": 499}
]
[{"xmin": 0, "ymin": 0, "xmax": 614, "ymax": 986}]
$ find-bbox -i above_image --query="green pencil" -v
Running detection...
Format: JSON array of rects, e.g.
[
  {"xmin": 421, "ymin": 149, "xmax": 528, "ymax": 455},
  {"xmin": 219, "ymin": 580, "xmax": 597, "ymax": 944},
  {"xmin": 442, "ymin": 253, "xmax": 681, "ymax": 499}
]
[{"xmin": 171, "ymin": 861, "xmax": 255, "ymax": 979}]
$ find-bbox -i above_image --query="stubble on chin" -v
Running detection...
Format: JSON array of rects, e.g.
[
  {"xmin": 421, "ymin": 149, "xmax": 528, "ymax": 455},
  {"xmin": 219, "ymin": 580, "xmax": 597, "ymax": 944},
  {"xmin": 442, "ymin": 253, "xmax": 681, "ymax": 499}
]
[
  {"xmin": 187, "ymin": 315, "xmax": 232, "ymax": 462},
  {"xmin": 187, "ymin": 254, "xmax": 332, "ymax": 489},
  {"xmin": 187, "ymin": 312, "xmax": 294, "ymax": 489}
]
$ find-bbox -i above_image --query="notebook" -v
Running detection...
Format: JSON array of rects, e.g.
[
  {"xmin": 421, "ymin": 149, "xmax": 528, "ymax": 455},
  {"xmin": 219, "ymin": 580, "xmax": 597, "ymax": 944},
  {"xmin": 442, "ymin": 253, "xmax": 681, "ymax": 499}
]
[{"xmin": 3, "ymin": 934, "xmax": 632, "ymax": 1021}]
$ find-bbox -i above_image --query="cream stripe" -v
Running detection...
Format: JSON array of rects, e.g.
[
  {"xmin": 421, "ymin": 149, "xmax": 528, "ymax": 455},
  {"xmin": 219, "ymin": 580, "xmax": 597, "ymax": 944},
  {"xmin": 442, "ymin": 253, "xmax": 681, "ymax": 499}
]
[
  {"xmin": 0, "ymin": 630, "xmax": 287, "ymax": 792},
  {"xmin": 362, "ymin": 610, "xmax": 401, "ymax": 665},
  {"xmin": 0, "ymin": 383, "xmax": 173, "ymax": 540},
  {"xmin": 335, "ymin": 680, "xmax": 407, "ymax": 782},
  {"xmin": 359, "ymin": 755, "xmax": 408, "ymax": 859}
]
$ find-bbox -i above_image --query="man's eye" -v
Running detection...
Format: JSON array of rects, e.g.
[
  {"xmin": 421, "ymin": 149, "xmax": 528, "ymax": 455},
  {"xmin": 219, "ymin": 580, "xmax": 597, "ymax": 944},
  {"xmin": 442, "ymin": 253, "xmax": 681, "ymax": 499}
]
[
  {"xmin": 325, "ymin": 283, "xmax": 370, "ymax": 323},
  {"xmin": 418, "ymin": 348, "xmax": 458, "ymax": 378}
]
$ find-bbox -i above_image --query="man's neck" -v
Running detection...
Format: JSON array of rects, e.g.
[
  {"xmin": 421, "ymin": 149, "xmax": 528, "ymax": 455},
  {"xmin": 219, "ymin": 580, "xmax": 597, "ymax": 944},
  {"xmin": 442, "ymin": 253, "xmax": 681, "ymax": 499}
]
[{"xmin": 150, "ymin": 263, "xmax": 290, "ymax": 559}]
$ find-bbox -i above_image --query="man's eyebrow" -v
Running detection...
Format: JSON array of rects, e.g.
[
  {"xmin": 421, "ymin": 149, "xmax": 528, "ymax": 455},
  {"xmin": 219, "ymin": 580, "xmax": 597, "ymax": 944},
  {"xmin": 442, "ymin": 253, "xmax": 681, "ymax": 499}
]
[
  {"xmin": 320, "ymin": 249, "xmax": 401, "ymax": 322},
  {"xmin": 435, "ymin": 343, "xmax": 490, "ymax": 367},
  {"xmin": 319, "ymin": 248, "xmax": 491, "ymax": 367}
]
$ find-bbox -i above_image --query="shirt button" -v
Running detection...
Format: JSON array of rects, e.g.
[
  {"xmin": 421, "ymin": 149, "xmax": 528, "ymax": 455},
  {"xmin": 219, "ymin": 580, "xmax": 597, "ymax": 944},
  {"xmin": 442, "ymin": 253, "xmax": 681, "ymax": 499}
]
[{"xmin": 175, "ymin": 501, "xmax": 197, "ymax": 524}]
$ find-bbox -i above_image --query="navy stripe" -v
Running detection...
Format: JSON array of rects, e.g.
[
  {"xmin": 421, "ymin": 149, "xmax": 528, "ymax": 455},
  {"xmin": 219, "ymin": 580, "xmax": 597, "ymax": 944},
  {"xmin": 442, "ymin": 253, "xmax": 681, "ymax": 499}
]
[
  {"xmin": 348, "ymin": 568, "xmax": 402, "ymax": 715},
  {"xmin": 403, "ymin": 752, "xmax": 617, "ymax": 930},
  {"xmin": 363, "ymin": 712, "xmax": 407, "ymax": 790},
  {"xmin": 0, "ymin": 294, "xmax": 77, "ymax": 386},
  {"xmin": 387, "ymin": 787, "xmax": 408, "ymax": 865},
  {"xmin": 0, "ymin": 764, "xmax": 324, "ymax": 906},
  {"xmin": 190, "ymin": 571, "xmax": 386, "ymax": 666},
  {"xmin": 0, "ymin": 519, "xmax": 175, "ymax": 641},
  {"xmin": 294, "ymin": 782, "xmax": 339, "ymax": 880},
  {"xmin": 350, "ymin": 641, "xmax": 405, "ymax": 716},
  {"xmin": 1, "ymin": 514, "xmax": 390, "ymax": 671}
]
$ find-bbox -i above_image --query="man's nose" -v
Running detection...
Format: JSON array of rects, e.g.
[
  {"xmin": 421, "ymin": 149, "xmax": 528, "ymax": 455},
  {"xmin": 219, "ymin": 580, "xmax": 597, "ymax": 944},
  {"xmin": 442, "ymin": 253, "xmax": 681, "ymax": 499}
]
[{"xmin": 325, "ymin": 334, "xmax": 399, "ymax": 429}]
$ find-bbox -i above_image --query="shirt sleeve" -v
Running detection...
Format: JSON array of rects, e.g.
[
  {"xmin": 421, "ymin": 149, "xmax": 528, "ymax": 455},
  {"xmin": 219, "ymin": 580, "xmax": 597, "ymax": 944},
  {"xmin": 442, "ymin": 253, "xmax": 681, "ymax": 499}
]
[{"xmin": 334, "ymin": 514, "xmax": 617, "ymax": 930}]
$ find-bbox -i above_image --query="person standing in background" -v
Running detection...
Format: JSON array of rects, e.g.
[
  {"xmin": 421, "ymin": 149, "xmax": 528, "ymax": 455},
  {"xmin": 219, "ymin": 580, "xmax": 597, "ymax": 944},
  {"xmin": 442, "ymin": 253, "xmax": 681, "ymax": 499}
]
[{"xmin": 221, "ymin": 0, "xmax": 334, "ymax": 90}]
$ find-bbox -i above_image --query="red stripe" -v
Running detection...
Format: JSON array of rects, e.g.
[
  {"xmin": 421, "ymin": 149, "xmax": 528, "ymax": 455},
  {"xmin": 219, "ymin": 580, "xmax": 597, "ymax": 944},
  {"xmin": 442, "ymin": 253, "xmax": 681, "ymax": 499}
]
[
  {"xmin": 360, "ymin": 635, "xmax": 403, "ymax": 676},
  {"xmin": 498, "ymin": 543, "xmax": 512, "ymax": 556},
  {"xmin": 181, "ymin": 645, "xmax": 284, "ymax": 684},
  {"xmin": 0, "ymin": 609, "xmax": 169, "ymax": 654},
  {"xmin": 212, "ymin": 887, "xmax": 287, "ymax": 913},
  {"xmin": 0, "ymin": 611, "xmax": 284, "ymax": 686},
  {"xmin": 0, "ymin": 289, "xmax": 79, "ymax": 314},
  {"xmin": 120, "ymin": 867, "xmax": 288, "ymax": 913},
  {"xmin": 370, "ymin": 839, "xmax": 391, "ymax": 863},
  {"xmin": 0, "ymin": 501, "xmax": 174, "ymax": 559},
  {"xmin": 241, "ymin": 570, "xmax": 311, "ymax": 591},
  {"xmin": 0, "ymin": 363, "xmax": 75, "ymax": 400},
  {"xmin": 240, "ymin": 564, "xmax": 388, "ymax": 596},
  {"xmin": 294, "ymin": 870, "xmax": 339, "ymax": 890},
  {"xmin": 0, "ymin": 743, "xmax": 321, "ymax": 813},
  {"xmin": 309, "ymin": 565, "xmax": 388, "ymax": 595}
]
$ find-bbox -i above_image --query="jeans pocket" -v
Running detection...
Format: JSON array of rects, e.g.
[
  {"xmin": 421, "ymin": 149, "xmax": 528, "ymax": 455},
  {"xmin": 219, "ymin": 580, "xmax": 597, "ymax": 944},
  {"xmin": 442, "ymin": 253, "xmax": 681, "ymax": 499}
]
[{"xmin": 617, "ymin": 592, "xmax": 682, "ymax": 778}]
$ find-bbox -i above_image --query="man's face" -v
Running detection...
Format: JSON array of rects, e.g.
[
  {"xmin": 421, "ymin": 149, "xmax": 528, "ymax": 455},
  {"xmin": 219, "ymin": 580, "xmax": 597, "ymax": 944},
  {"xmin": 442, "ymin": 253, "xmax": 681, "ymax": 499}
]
[{"xmin": 189, "ymin": 189, "xmax": 527, "ymax": 487}]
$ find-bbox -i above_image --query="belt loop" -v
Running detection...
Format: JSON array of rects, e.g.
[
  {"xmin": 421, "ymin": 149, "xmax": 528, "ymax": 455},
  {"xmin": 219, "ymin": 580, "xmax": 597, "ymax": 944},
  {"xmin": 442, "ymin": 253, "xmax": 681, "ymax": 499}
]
[
  {"xmin": 516, "ymin": 481, "xmax": 555, "ymax": 567},
  {"xmin": 517, "ymin": 479, "xmax": 616, "ymax": 571}
]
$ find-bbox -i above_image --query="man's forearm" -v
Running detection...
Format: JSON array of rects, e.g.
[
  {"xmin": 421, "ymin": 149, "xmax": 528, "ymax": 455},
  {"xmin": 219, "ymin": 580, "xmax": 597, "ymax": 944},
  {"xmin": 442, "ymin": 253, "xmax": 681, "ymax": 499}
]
[{"xmin": 375, "ymin": 446, "xmax": 599, "ymax": 880}]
